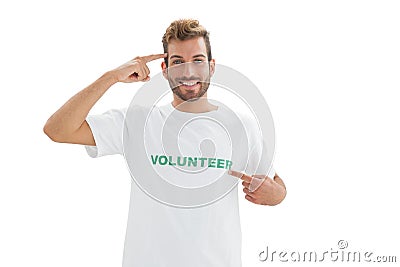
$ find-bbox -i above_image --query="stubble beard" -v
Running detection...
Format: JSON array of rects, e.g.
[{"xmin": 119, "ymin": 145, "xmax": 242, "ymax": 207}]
[{"xmin": 171, "ymin": 81, "xmax": 210, "ymax": 102}]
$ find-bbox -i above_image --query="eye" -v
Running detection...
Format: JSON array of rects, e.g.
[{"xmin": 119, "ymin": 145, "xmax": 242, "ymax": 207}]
[
  {"xmin": 193, "ymin": 59, "xmax": 204, "ymax": 63},
  {"xmin": 172, "ymin": 59, "xmax": 184, "ymax": 64}
]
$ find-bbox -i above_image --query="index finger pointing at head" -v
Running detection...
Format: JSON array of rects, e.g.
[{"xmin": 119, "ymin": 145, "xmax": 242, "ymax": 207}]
[{"xmin": 142, "ymin": 53, "xmax": 167, "ymax": 63}]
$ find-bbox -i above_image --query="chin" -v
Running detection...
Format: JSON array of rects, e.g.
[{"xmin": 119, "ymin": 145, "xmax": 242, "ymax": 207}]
[
  {"xmin": 172, "ymin": 84, "xmax": 208, "ymax": 102},
  {"xmin": 186, "ymin": 96, "xmax": 201, "ymax": 102}
]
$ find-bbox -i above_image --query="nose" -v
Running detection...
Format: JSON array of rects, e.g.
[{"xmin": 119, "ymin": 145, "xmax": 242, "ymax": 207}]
[{"xmin": 182, "ymin": 62, "xmax": 196, "ymax": 78}]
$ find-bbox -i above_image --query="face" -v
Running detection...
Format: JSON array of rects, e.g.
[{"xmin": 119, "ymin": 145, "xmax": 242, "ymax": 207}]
[{"xmin": 162, "ymin": 37, "xmax": 215, "ymax": 102}]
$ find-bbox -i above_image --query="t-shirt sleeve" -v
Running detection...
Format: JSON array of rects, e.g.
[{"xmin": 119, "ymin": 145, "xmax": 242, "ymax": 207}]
[{"xmin": 84, "ymin": 108, "xmax": 127, "ymax": 158}]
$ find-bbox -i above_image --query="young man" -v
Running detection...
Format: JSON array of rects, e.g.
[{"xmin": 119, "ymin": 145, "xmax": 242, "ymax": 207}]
[{"xmin": 44, "ymin": 19, "xmax": 286, "ymax": 267}]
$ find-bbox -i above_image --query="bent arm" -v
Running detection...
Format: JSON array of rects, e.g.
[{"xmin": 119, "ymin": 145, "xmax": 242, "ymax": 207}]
[
  {"xmin": 43, "ymin": 72, "xmax": 117, "ymax": 145},
  {"xmin": 43, "ymin": 53, "xmax": 167, "ymax": 145}
]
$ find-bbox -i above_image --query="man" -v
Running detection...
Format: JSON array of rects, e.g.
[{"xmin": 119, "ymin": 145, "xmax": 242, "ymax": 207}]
[{"xmin": 44, "ymin": 19, "xmax": 286, "ymax": 267}]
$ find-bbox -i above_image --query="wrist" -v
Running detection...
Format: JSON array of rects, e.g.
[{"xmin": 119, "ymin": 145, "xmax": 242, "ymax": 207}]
[{"xmin": 102, "ymin": 70, "xmax": 119, "ymax": 85}]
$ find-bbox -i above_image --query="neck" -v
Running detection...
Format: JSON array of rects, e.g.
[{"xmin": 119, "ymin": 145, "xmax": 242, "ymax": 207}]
[{"xmin": 172, "ymin": 93, "xmax": 218, "ymax": 113}]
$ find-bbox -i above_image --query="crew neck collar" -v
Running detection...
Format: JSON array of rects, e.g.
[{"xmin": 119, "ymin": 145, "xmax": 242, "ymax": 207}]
[{"xmin": 167, "ymin": 101, "xmax": 220, "ymax": 115}]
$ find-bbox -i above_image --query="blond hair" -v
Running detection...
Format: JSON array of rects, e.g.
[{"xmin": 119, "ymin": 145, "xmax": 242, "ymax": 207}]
[{"xmin": 162, "ymin": 19, "xmax": 212, "ymax": 65}]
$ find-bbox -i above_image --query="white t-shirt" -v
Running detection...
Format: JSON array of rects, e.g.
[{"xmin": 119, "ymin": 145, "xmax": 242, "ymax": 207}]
[{"xmin": 85, "ymin": 102, "xmax": 275, "ymax": 267}]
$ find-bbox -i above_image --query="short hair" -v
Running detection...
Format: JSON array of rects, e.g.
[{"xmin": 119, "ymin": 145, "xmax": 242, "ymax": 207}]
[{"xmin": 162, "ymin": 19, "xmax": 212, "ymax": 66}]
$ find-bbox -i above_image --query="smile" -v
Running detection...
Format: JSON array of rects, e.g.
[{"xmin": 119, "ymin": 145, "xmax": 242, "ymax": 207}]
[
  {"xmin": 181, "ymin": 82, "xmax": 198, "ymax": 86},
  {"xmin": 179, "ymin": 80, "xmax": 200, "ymax": 87}
]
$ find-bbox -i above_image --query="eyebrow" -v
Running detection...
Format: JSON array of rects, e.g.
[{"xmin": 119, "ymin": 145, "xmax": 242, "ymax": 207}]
[{"xmin": 170, "ymin": 54, "xmax": 207, "ymax": 59}]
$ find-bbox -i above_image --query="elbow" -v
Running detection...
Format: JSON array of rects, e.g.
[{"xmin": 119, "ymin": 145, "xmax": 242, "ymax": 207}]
[{"xmin": 43, "ymin": 121, "xmax": 63, "ymax": 143}]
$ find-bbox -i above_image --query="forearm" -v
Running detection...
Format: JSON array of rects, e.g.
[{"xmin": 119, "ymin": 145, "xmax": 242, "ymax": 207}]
[{"xmin": 44, "ymin": 71, "xmax": 116, "ymax": 139}]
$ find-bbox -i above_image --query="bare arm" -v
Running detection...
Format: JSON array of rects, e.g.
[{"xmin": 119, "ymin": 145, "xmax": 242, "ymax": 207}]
[
  {"xmin": 43, "ymin": 53, "xmax": 167, "ymax": 145},
  {"xmin": 43, "ymin": 73, "xmax": 116, "ymax": 145}
]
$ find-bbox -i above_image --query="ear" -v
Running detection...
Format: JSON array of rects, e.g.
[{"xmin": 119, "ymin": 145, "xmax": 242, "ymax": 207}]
[
  {"xmin": 209, "ymin": 59, "xmax": 216, "ymax": 76},
  {"xmin": 161, "ymin": 61, "xmax": 168, "ymax": 79}
]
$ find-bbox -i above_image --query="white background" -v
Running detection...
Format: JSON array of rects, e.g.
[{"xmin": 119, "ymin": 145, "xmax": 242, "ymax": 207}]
[{"xmin": 1, "ymin": 0, "xmax": 399, "ymax": 266}]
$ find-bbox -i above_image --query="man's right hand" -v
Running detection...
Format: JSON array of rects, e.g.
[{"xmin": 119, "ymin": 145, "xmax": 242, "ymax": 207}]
[
  {"xmin": 44, "ymin": 52, "xmax": 168, "ymax": 146},
  {"xmin": 110, "ymin": 53, "xmax": 167, "ymax": 83}
]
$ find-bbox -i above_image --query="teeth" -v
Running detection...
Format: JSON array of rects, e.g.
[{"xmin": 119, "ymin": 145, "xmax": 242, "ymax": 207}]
[{"xmin": 182, "ymin": 82, "xmax": 197, "ymax": 86}]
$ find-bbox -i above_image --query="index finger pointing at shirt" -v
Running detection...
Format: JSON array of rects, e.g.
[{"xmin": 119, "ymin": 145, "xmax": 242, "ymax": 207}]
[
  {"xmin": 227, "ymin": 170, "xmax": 252, "ymax": 183},
  {"xmin": 141, "ymin": 53, "xmax": 168, "ymax": 63}
]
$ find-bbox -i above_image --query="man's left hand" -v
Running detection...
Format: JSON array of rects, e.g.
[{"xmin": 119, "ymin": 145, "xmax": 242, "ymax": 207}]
[{"xmin": 228, "ymin": 170, "xmax": 286, "ymax": 206}]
